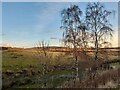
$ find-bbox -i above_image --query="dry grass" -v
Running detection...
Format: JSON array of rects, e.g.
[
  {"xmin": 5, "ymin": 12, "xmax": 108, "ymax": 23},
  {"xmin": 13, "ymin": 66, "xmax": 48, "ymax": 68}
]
[{"xmin": 62, "ymin": 68, "xmax": 120, "ymax": 88}]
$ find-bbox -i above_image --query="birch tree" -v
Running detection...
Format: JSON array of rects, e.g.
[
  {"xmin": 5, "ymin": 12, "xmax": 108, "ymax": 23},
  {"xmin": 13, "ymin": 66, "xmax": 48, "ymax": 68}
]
[
  {"xmin": 61, "ymin": 5, "xmax": 83, "ymax": 81},
  {"xmin": 86, "ymin": 2, "xmax": 113, "ymax": 61}
]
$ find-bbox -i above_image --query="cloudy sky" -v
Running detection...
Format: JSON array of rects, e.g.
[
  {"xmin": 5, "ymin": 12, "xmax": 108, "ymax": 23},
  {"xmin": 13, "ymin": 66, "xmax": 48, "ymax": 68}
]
[{"xmin": 2, "ymin": 2, "xmax": 118, "ymax": 48}]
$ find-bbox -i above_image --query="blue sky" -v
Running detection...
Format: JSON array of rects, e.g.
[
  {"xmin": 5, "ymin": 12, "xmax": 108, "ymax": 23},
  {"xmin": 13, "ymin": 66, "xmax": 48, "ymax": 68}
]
[{"xmin": 2, "ymin": 2, "xmax": 118, "ymax": 47}]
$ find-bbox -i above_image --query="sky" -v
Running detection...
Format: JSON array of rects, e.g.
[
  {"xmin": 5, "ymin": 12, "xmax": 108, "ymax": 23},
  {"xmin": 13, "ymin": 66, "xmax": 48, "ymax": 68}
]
[
  {"xmin": 2, "ymin": 2, "xmax": 118, "ymax": 48},
  {"xmin": 1, "ymin": 0, "xmax": 120, "ymax": 2}
]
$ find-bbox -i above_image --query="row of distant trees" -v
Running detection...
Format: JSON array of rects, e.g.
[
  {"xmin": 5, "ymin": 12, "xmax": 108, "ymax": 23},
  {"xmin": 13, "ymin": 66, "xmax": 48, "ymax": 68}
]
[{"xmin": 60, "ymin": 2, "xmax": 114, "ymax": 81}]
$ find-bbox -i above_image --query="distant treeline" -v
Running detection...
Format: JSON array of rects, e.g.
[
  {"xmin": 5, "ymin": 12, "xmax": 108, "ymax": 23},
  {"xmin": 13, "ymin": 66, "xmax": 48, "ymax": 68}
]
[
  {"xmin": 1, "ymin": 46, "xmax": 120, "ymax": 51},
  {"xmin": 29, "ymin": 46, "xmax": 120, "ymax": 53},
  {"xmin": 0, "ymin": 47, "xmax": 24, "ymax": 50},
  {"xmin": 0, "ymin": 47, "xmax": 11, "ymax": 50}
]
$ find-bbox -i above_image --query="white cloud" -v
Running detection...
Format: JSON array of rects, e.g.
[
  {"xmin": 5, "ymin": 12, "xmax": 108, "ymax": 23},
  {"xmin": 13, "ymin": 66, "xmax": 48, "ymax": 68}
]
[{"xmin": 0, "ymin": 43, "xmax": 13, "ymax": 47}]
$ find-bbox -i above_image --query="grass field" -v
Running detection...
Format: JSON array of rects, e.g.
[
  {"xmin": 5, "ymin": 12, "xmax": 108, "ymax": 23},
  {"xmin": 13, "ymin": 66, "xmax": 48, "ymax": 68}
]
[
  {"xmin": 2, "ymin": 49, "xmax": 120, "ymax": 88},
  {"xmin": 2, "ymin": 49, "xmax": 76, "ymax": 88}
]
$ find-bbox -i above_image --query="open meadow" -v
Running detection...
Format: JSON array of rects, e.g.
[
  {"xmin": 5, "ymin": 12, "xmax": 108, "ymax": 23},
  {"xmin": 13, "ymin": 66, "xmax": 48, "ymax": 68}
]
[{"xmin": 2, "ymin": 48, "xmax": 120, "ymax": 88}]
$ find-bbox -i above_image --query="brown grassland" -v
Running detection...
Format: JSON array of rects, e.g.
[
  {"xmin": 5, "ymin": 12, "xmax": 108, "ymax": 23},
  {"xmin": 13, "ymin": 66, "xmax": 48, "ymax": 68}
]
[{"xmin": 2, "ymin": 47, "xmax": 120, "ymax": 88}]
